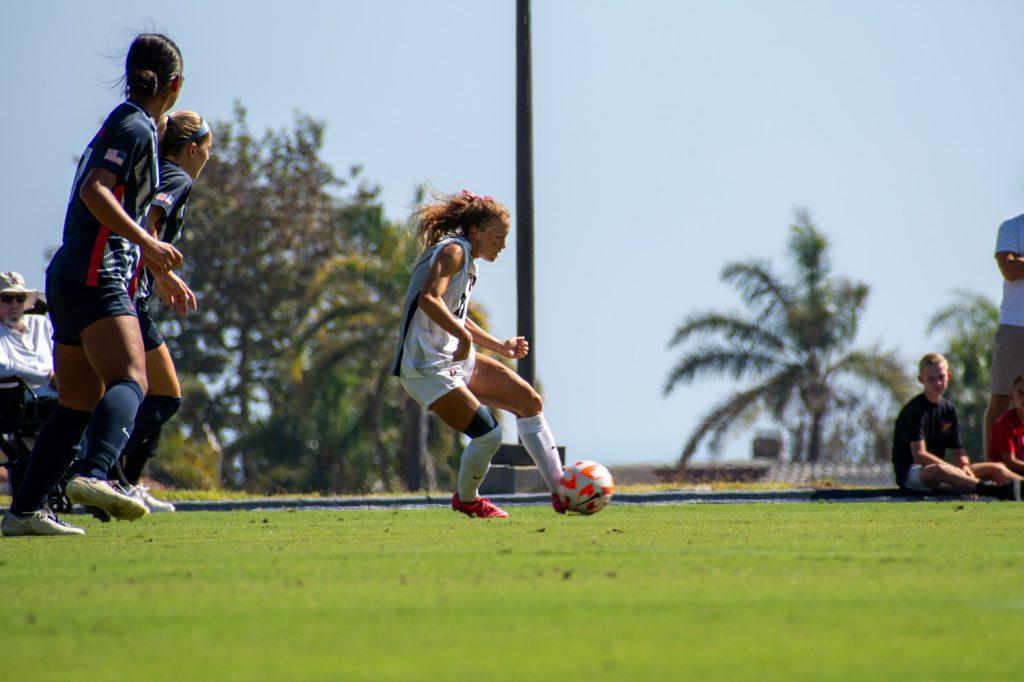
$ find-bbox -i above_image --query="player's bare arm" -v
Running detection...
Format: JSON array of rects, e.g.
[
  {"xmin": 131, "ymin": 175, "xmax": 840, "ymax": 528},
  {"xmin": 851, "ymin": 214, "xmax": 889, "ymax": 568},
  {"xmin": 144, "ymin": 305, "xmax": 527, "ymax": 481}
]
[
  {"xmin": 464, "ymin": 317, "xmax": 528, "ymax": 359},
  {"xmin": 996, "ymin": 252, "xmax": 1024, "ymax": 282},
  {"xmin": 80, "ymin": 167, "xmax": 183, "ymax": 273},
  {"xmin": 418, "ymin": 243, "xmax": 474, "ymax": 360},
  {"xmin": 141, "ymin": 205, "xmax": 196, "ymax": 316}
]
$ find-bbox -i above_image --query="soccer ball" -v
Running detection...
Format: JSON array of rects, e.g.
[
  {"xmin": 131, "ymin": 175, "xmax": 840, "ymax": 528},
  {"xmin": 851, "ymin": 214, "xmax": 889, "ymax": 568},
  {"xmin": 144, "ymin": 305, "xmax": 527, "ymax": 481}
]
[{"xmin": 557, "ymin": 460, "xmax": 614, "ymax": 515}]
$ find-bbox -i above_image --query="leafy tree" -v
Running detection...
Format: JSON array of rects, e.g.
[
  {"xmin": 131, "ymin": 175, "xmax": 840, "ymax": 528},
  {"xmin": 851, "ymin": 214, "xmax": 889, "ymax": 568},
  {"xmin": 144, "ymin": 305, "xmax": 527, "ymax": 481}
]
[
  {"xmin": 927, "ymin": 290, "xmax": 999, "ymax": 458},
  {"xmin": 665, "ymin": 209, "xmax": 912, "ymax": 465},
  {"xmin": 159, "ymin": 106, "xmax": 514, "ymax": 492},
  {"xmin": 280, "ymin": 199, "xmax": 427, "ymax": 492},
  {"xmin": 164, "ymin": 104, "xmax": 368, "ymax": 484}
]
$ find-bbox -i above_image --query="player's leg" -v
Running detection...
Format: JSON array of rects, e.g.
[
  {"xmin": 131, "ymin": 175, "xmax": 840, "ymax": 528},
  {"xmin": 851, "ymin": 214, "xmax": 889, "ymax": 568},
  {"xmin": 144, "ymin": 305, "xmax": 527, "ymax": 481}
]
[
  {"xmin": 5, "ymin": 343, "xmax": 100, "ymax": 533},
  {"xmin": 969, "ymin": 461, "xmax": 1023, "ymax": 483},
  {"xmin": 64, "ymin": 315, "xmax": 149, "ymax": 520},
  {"xmin": 468, "ymin": 355, "xmax": 565, "ymax": 508},
  {"xmin": 466, "ymin": 354, "xmax": 540, "ymax": 416},
  {"xmin": 119, "ymin": 343, "xmax": 181, "ymax": 485},
  {"xmin": 427, "ymin": 386, "xmax": 507, "ymax": 518}
]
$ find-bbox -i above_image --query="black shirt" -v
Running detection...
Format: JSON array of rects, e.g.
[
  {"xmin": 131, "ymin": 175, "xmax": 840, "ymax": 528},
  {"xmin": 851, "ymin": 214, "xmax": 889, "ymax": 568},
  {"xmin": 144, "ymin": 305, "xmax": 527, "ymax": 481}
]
[
  {"xmin": 891, "ymin": 394, "xmax": 962, "ymax": 486},
  {"xmin": 135, "ymin": 159, "xmax": 193, "ymax": 304},
  {"xmin": 48, "ymin": 100, "xmax": 159, "ymax": 289}
]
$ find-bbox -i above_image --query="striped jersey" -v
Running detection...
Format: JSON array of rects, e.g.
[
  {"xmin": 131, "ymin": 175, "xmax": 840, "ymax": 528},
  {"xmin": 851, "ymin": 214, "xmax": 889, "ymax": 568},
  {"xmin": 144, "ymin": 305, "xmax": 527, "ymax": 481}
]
[
  {"xmin": 391, "ymin": 237, "xmax": 477, "ymax": 377},
  {"xmin": 135, "ymin": 159, "xmax": 193, "ymax": 304},
  {"xmin": 48, "ymin": 100, "xmax": 159, "ymax": 290}
]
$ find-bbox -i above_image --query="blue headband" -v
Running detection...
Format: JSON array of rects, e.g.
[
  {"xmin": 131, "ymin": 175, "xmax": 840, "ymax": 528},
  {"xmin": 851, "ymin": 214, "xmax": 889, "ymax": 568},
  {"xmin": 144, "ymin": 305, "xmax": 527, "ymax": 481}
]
[{"xmin": 188, "ymin": 118, "xmax": 210, "ymax": 141}]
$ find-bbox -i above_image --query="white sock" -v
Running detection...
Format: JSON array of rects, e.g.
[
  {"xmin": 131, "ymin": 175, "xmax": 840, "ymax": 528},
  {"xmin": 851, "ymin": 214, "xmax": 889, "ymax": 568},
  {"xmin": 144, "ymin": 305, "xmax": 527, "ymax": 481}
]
[
  {"xmin": 517, "ymin": 413, "xmax": 563, "ymax": 494},
  {"xmin": 457, "ymin": 424, "xmax": 502, "ymax": 501}
]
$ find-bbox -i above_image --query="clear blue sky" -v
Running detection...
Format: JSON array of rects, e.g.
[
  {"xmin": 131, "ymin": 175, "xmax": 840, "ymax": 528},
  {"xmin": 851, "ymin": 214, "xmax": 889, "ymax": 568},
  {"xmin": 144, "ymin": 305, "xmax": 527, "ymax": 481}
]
[{"xmin": 3, "ymin": 1, "xmax": 1024, "ymax": 464}]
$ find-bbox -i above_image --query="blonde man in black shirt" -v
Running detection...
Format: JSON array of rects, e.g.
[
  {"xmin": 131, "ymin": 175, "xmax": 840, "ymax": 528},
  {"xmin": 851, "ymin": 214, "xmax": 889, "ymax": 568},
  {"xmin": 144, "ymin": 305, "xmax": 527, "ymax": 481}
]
[{"xmin": 892, "ymin": 353, "xmax": 1022, "ymax": 499}]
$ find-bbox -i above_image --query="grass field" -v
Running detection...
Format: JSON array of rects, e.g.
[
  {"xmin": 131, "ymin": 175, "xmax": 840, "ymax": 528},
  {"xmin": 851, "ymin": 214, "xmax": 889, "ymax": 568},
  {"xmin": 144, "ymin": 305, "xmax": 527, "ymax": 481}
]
[{"xmin": 4, "ymin": 502, "xmax": 1023, "ymax": 681}]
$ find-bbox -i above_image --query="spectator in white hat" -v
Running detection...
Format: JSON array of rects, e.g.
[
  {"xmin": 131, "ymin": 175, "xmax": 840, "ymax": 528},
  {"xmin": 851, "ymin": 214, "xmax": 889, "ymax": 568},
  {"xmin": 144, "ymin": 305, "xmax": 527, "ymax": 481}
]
[{"xmin": 0, "ymin": 271, "xmax": 56, "ymax": 398}]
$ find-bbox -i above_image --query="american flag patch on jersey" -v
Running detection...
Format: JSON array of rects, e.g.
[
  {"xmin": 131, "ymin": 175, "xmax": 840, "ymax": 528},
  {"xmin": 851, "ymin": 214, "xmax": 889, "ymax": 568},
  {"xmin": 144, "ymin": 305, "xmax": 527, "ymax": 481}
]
[
  {"xmin": 154, "ymin": 192, "xmax": 174, "ymax": 207},
  {"xmin": 103, "ymin": 148, "xmax": 127, "ymax": 166}
]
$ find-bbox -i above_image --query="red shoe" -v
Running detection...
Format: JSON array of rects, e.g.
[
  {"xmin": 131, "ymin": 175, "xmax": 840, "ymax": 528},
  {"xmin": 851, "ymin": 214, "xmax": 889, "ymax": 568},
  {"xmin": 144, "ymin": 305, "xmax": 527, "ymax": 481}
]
[
  {"xmin": 551, "ymin": 493, "xmax": 568, "ymax": 514},
  {"xmin": 451, "ymin": 493, "xmax": 509, "ymax": 519}
]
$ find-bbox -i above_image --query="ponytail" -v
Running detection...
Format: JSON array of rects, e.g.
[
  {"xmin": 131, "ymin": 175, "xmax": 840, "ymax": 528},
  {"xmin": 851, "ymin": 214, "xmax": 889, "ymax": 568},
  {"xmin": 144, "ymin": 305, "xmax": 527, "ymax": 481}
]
[
  {"xmin": 160, "ymin": 110, "xmax": 210, "ymax": 157},
  {"xmin": 122, "ymin": 33, "xmax": 183, "ymax": 98},
  {"xmin": 414, "ymin": 189, "xmax": 509, "ymax": 247}
]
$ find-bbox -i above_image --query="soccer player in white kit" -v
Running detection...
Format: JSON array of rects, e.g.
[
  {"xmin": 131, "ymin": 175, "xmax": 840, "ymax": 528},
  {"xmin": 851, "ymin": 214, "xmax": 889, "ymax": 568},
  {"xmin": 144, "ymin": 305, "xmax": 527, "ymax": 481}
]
[{"xmin": 391, "ymin": 190, "xmax": 566, "ymax": 518}]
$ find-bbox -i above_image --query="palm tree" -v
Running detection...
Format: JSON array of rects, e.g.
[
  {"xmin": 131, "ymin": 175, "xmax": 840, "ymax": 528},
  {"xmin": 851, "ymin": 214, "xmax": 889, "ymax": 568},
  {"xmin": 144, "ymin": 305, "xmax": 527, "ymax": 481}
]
[
  {"xmin": 927, "ymin": 289, "xmax": 999, "ymax": 457},
  {"xmin": 287, "ymin": 202, "xmax": 424, "ymax": 491},
  {"xmin": 664, "ymin": 209, "xmax": 912, "ymax": 466}
]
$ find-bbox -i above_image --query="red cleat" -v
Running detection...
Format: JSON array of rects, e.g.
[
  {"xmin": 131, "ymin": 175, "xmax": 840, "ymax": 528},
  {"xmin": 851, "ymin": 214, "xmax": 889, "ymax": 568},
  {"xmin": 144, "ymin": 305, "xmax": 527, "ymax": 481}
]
[
  {"xmin": 451, "ymin": 493, "xmax": 509, "ymax": 519},
  {"xmin": 551, "ymin": 493, "xmax": 568, "ymax": 514}
]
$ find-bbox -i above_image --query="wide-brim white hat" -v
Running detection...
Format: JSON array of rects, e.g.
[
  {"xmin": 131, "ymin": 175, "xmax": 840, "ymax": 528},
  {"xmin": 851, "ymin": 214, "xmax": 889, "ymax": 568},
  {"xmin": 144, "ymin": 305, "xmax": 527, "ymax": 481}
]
[{"xmin": 0, "ymin": 271, "xmax": 39, "ymax": 308}]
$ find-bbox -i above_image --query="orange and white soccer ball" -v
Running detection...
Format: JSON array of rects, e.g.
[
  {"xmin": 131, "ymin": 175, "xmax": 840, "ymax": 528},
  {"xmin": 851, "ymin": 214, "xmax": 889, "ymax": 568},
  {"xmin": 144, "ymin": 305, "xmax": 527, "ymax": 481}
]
[{"xmin": 557, "ymin": 460, "xmax": 614, "ymax": 515}]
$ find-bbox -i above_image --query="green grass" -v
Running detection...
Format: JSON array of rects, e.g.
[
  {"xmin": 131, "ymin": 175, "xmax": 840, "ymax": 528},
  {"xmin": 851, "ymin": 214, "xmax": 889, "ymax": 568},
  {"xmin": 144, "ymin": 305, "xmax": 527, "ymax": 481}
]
[
  {"xmin": 0, "ymin": 481, "xmax": 837, "ymax": 507},
  {"xmin": 3, "ymin": 502, "xmax": 1023, "ymax": 681}
]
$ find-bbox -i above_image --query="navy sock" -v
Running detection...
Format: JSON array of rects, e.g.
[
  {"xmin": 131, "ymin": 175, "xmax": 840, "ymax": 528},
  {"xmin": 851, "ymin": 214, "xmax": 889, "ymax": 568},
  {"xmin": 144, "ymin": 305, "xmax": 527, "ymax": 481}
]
[
  {"xmin": 116, "ymin": 396, "xmax": 180, "ymax": 483},
  {"xmin": 122, "ymin": 427, "xmax": 162, "ymax": 485},
  {"xmin": 10, "ymin": 406, "xmax": 92, "ymax": 514},
  {"xmin": 75, "ymin": 379, "xmax": 145, "ymax": 481}
]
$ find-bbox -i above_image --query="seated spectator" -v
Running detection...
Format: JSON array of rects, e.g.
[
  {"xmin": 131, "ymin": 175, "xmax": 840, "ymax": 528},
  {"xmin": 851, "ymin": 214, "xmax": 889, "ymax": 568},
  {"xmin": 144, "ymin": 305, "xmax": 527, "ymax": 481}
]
[
  {"xmin": 892, "ymin": 353, "xmax": 1023, "ymax": 499},
  {"xmin": 0, "ymin": 272, "xmax": 56, "ymax": 399},
  {"xmin": 988, "ymin": 373, "xmax": 1024, "ymax": 475}
]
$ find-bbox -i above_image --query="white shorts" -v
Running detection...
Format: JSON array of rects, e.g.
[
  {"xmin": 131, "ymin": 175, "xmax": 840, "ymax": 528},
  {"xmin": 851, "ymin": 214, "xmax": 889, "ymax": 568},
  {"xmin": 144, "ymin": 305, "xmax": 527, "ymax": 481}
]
[
  {"xmin": 398, "ymin": 353, "xmax": 476, "ymax": 409},
  {"xmin": 903, "ymin": 464, "xmax": 932, "ymax": 492}
]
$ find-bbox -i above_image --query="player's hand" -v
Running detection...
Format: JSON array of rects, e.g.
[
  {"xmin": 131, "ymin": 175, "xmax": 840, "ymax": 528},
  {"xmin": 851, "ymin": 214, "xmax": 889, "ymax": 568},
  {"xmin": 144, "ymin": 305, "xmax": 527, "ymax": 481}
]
[
  {"xmin": 155, "ymin": 271, "xmax": 198, "ymax": 316},
  {"xmin": 143, "ymin": 237, "xmax": 184, "ymax": 274},
  {"xmin": 961, "ymin": 464, "xmax": 977, "ymax": 479},
  {"xmin": 502, "ymin": 337, "xmax": 529, "ymax": 359},
  {"xmin": 454, "ymin": 331, "xmax": 473, "ymax": 361}
]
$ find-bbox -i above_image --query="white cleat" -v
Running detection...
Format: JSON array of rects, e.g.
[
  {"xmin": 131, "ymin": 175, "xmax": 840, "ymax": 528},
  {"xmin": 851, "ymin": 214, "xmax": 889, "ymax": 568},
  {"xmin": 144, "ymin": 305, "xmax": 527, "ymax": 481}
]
[
  {"xmin": 2, "ymin": 509, "xmax": 85, "ymax": 536},
  {"xmin": 66, "ymin": 475, "xmax": 148, "ymax": 521},
  {"xmin": 126, "ymin": 484, "xmax": 175, "ymax": 513}
]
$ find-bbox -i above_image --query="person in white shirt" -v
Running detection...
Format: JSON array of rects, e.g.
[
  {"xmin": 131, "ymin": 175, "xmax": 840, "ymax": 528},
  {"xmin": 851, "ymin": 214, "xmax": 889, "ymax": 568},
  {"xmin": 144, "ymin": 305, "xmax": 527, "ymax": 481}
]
[
  {"xmin": 0, "ymin": 272, "xmax": 56, "ymax": 399},
  {"xmin": 986, "ymin": 215, "xmax": 1024, "ymax": 456}
]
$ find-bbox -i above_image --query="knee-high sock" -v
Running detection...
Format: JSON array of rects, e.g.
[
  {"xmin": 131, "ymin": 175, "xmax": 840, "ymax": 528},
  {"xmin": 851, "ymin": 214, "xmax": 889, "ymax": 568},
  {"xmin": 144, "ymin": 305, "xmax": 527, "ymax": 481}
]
[
  {"xmin": 10, "ymin": 406, "xmax": 92, "ymax": 514},
  {"xmin": 121, "ymin": 426, "xmax": 162, "ymax": 485},
  {"xmin": 458, "ymin": 424, "xmax": 502, "ymax": 501},
  {"xmin": 75, "ymin": 379, "xmax": 145, "ymax": 480},
  {"xmin": 117, "ymin": 396, "xmax": 180, "ymax": 483},
  {"xmin": 517, "ymin": 413, "xmax": 564, "ymax": 494}
]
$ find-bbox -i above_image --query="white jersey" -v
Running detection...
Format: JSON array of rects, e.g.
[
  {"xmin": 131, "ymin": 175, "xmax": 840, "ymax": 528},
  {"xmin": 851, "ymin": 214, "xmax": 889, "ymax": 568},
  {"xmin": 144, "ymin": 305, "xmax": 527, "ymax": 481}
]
[{"xmin": 391, "ymin": 237, "xmax": 477, "ymax": 378}]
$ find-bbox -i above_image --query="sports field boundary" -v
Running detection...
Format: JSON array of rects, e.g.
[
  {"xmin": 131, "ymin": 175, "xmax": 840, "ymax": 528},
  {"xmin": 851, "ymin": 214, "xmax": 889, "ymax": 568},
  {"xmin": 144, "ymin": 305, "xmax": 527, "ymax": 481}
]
[{"xmin": 167, "ymin": 487, "xmax": 971, "ymax": 512}]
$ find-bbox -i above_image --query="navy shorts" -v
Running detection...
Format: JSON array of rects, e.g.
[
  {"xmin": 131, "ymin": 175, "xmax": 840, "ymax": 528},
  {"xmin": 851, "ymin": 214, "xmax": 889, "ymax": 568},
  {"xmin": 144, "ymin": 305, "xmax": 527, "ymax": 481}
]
[
  {"xmin": 46, "ymin": 273, "xmax": 136, "ymax": 346},
  {"xmin": 135, "ymin": 300, "xmax": 166, "ymax": 352}
]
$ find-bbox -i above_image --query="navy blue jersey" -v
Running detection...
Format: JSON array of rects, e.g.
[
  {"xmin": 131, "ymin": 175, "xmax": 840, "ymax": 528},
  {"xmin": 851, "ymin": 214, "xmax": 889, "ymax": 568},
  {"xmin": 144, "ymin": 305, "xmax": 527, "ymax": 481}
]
[
  {"xmin": 48, "ymin": 100, "xmax": 159, "ymax": 290},
  {"xmin": 136, "ymin": 159, "xmax": 193, "ymax": 303}
]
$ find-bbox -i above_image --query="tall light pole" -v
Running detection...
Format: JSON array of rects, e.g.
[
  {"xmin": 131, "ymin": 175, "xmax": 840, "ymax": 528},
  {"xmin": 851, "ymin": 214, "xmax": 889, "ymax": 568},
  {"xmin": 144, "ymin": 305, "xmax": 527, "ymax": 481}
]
[
  {"xmin": 484, "ymin": 0, "xmax": 566, "ymax": 485},
  {"xmin": 516, "ymin": 0, "xmax": 536, "ymax": 388}
]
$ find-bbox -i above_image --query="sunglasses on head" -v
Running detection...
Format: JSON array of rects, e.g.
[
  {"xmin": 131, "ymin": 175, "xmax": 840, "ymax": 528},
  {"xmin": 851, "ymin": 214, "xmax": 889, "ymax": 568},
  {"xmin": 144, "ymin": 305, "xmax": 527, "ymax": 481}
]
[{"xmin": 0, "ymin": 294, "xmax": 27, "ymax": 304}]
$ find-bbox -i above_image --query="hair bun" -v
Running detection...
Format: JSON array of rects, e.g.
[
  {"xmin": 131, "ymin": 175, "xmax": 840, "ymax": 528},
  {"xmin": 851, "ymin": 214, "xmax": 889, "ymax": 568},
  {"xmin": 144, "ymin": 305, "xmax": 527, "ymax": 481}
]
[{"xmin": 128, "ymin": 68, "xmax": 159, "ymax": 96}]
